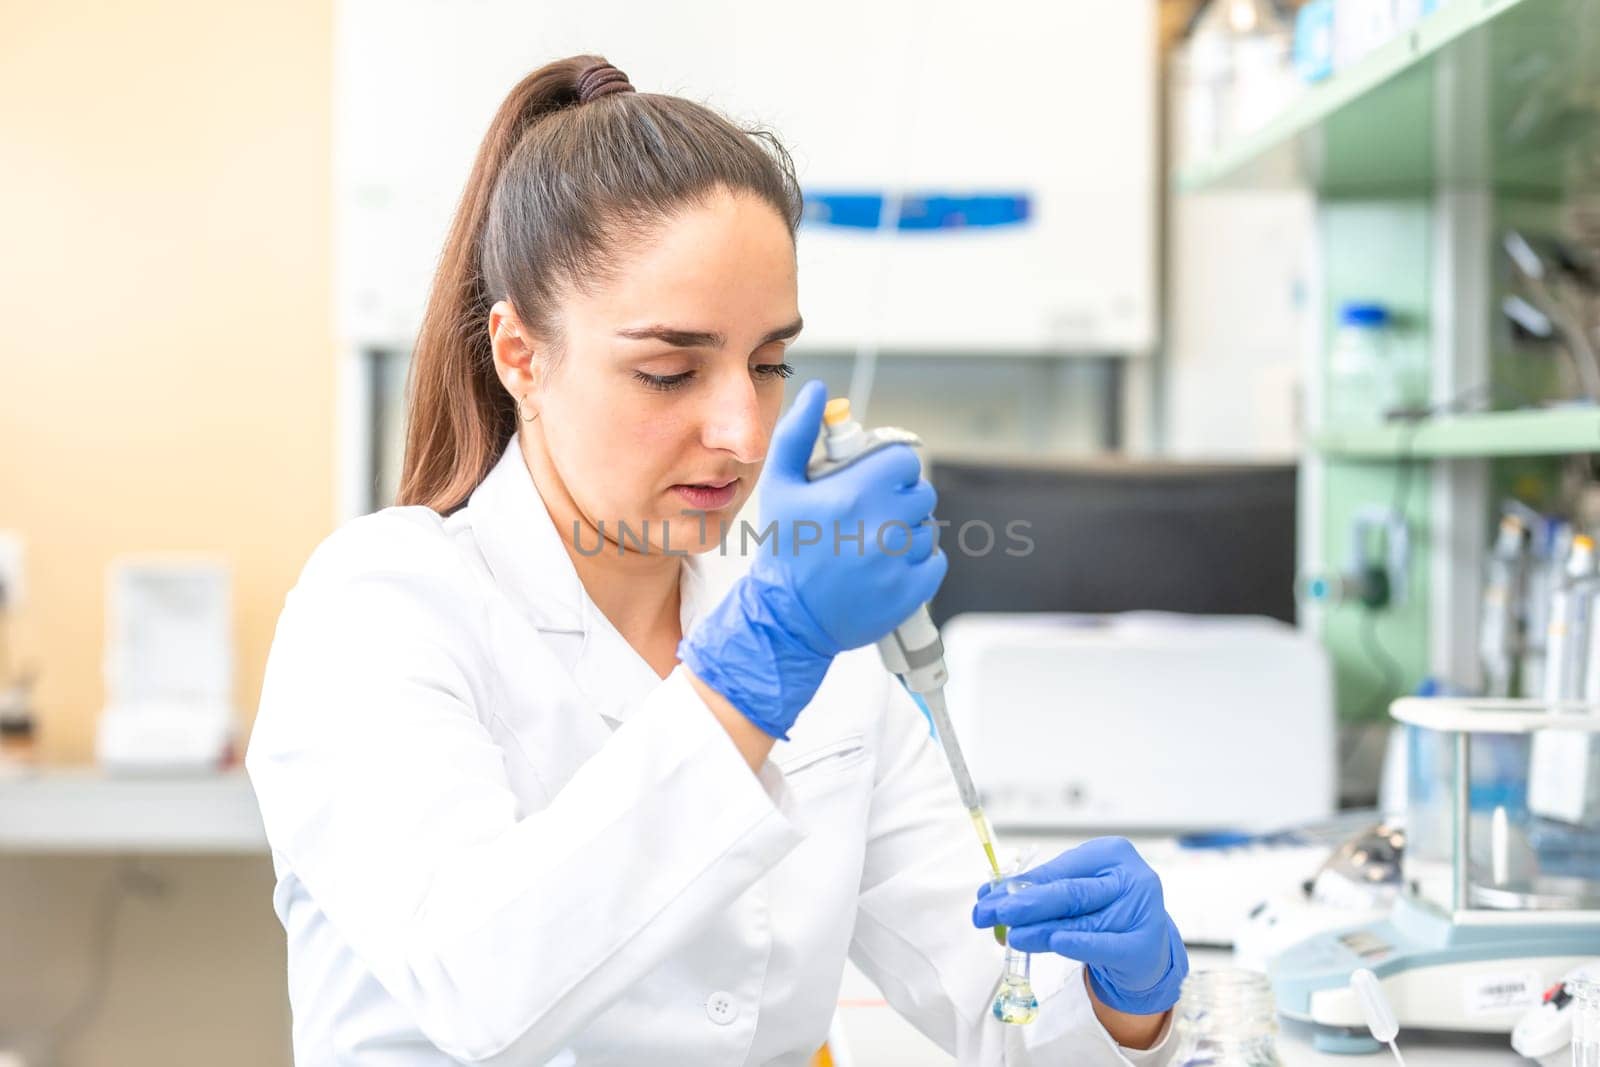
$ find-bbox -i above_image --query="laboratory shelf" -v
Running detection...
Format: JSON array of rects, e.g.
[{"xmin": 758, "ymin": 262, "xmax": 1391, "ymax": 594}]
[
  {"xmin": 1176, "ymin": 0, "xmax": 1600, "ymax": 197},
  {"xmin": 0, "ymin": 768, "xmax": 267, "ymax": 853},
  {"xmin": 1312, "ymin": 406, "xmax": 1600, "ymax": 458}
]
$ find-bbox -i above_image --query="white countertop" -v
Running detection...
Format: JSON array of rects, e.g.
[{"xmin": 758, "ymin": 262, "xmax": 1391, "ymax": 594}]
[
  {"xmin": 836, "ymin": 949, "xmax": 1529, "ymax": 1066},
  {"xmin": 1190, "ymin": 950, "xmax": 1526, "ymax": 1067},
  {"xmin": 0, "ymin": 767, "xmax": 266, "ymax": 852}
]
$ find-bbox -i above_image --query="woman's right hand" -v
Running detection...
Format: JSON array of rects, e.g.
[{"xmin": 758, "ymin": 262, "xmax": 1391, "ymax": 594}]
[{"xmin": 678, "ymin": 380, "xmax": 947, "ymax": 740}]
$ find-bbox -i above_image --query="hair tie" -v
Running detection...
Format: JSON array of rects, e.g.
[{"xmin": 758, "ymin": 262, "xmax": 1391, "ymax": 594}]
[{"xmin": 577, "ymin": 62, "xmax": 635, "ymax": 104}]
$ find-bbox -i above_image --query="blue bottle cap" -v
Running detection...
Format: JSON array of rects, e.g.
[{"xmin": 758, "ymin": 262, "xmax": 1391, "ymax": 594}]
[{"xmin": 1339, "ymin": 302, "xmax": 1390, "ymax": 327}]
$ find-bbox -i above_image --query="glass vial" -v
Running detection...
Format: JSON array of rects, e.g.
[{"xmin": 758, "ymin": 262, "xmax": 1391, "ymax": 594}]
[
  {"xmin": 990, "ymin": 875, "xmax": 1038, "ymax": 1025},
  {"xmin": 1573, "ymin": 976, "xmax": 1600, "ymax": 1067},
  {"xmin": 1172, "ymin": 969, "xmax": 1283, "ymax": 1067}
]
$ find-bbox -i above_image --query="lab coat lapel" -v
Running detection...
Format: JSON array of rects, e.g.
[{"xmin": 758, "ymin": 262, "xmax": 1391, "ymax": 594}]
[
  {"xmin": 467, "ymin": 435, "xmax": 727, "ymax": 730},
  {"xmin": 465, "ymin": 436, "xmax": 585, "ymax": 635},
  {"xmin": 569, "ymin": 544, "xmax": 736, "ymax": 729}
]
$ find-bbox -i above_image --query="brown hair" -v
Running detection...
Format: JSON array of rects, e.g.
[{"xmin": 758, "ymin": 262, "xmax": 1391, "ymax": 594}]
[{"xmin": 396, "ymin": 55, "xmax": 804, "ymax": 514}]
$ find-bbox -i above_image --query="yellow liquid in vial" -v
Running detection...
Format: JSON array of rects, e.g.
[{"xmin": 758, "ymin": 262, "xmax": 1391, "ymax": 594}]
[{"xmin": 992, "ymin": 975, "xmax": 1039, "ymax": 1025}]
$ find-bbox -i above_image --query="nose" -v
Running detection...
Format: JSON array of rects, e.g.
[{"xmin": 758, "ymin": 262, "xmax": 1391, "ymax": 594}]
[{"xmin": 700, "ymin": 369, "xmax": 768, "ymax": 464}]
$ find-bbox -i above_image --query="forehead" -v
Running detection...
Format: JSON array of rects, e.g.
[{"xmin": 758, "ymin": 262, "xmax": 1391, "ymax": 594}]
[{"xmin": 570, "ymin": 189, "xmax": 798, "ymax": 329}]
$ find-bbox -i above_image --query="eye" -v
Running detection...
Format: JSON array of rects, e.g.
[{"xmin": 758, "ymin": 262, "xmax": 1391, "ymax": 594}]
[
  {"xmin": 634, "ymin": 369, "xmax": 696, "ymax": 392},
  {"xmin": 753, "ymin": 361, "xmax": 795, "ymax": 382}
]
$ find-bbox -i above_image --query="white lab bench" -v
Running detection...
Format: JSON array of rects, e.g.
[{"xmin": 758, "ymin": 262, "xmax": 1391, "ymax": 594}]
[
  {"xmin": 0, "ymin": 767, "xmax": 265, "ymax": 852},
  {"xmin": 834, "ymin": 947, "xmax": 1524, "ymax": 1066},
  {"xmin": 0, "ymin": 773, "xmax": 1537, "ymax": 1063}
]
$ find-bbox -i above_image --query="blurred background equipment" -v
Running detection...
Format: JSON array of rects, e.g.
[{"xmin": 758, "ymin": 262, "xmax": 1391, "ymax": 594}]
[
  {"xmin": 943, "ymin": 612, "xmax": 1334, "ymax": 830},
  {"xmin": 1510, "ymin": 960, "xmax": 1600, "ymax": 1066},
  {"xmin": 1230, "ymin": 821, "xmax": 1403, "ymax": 971},
  {"xmin": 1271, "ymin": 699, "xmax": 1600, "ymax": 1052},
  {"xmin": 95, "ymin": 560, "xmax": 236, "ymax": 774}
]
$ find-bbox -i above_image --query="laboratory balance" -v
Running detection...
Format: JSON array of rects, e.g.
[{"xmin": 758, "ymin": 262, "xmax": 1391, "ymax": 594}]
[{"xmin": 1271, "ymin": 697, "xmax": 1600, "ymax": 1053}]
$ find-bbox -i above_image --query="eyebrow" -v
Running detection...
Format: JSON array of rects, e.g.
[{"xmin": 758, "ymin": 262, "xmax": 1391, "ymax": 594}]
[{"xmin": 613, "ymin": 316, "xmax": 804, "ymax": 350}]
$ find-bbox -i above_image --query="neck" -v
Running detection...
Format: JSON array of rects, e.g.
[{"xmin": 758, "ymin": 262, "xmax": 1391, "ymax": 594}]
[{"xmin": 516, "ymin": 429, "xmax": 684, "ymax": 655}]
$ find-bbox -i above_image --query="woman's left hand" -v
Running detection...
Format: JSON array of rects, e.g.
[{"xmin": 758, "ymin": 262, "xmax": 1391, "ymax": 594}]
[{"xmin": 972, "ymin": 836, "xmax": 1188, "ymax": 1016}]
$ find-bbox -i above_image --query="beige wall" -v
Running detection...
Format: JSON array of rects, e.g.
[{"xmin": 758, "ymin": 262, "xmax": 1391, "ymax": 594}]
[
  {"xmin": 2, "ymin": 1, "xmax": 334, "ymax": 1062},
  {"xmin": 1, "ymin": 0, "xmax": 336, "ymax": 761}
]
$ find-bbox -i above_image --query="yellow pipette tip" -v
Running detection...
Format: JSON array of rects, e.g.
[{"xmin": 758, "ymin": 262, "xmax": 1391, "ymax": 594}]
[
  {"xmin": 971, "ymin": 809, "xmax": 1009, "ymax": 945},
  {"xmin": 823, "ymin": 397, "xmax": 853, "ymax": 427},
  {"xmin": 970, "ymin": 809, "xmax": 1001, "ymax": 878}
]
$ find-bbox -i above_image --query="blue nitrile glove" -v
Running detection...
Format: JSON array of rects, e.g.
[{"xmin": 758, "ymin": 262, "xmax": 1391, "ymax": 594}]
[
  {"xmin": 678, "ymin": 379, "xmax": 947, "ymax": 740},
  {"xmin": 972, "ymin": 837, "xmax": 1189, "ymax": 1016}
]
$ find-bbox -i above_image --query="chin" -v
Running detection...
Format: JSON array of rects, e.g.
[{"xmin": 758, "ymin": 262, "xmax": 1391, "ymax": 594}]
[{"xmin": 654, "ymin": 511, "xmax": 731, "ymax": 556}]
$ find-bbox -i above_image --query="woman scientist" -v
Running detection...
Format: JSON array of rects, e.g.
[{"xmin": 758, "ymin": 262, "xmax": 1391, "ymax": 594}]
[{"xmin": 247, "ymin": 56, "xmax": 1188, "ymax": 1066}]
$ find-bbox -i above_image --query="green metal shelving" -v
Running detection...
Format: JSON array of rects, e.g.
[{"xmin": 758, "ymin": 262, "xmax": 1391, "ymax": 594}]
[
  {"xmin": 1174, "ymin": 0, "xmax": 1600, "ymax": 731},
  {"xmin": 1176, "ymin": 0, "xmax": 1600, "ymax": 197},
  {"xmin": 1314, "ymin": 407, "xmax": 1600, "ymax": 458}
]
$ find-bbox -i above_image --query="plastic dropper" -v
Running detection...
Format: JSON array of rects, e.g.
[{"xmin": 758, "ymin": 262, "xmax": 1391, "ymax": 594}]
[{"xmin": 1351, "ymin": 968, "xmax": 1407, "ymax": 1066}]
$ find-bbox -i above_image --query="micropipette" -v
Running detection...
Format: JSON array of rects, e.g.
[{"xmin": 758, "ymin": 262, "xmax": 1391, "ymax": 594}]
[{"xmin": 807, "ymin": 399, "xmax": 1005, "ymax": 885}]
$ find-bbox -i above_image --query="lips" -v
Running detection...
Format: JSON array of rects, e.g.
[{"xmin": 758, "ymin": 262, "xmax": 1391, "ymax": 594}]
[{"xmin": 672, "ymin": 478, "xmax": 738, "ymax": 511}]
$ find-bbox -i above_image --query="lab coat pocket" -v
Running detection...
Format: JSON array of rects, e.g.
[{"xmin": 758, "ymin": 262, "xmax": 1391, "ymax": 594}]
[{"xmin": 776, "ymin": 733, "xmax": 868, "ymax": 796}]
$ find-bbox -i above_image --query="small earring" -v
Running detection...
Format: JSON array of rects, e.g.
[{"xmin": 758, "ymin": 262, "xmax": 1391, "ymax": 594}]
[{"xmin": 517, "ymin": 394, "xmax": 540, "ymax": 423}]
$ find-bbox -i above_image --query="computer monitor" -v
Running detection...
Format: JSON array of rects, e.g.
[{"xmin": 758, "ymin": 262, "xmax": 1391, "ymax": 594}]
[{"xmin": 927, "ymin": 458, "xmax": 1298, "ymax": 627}]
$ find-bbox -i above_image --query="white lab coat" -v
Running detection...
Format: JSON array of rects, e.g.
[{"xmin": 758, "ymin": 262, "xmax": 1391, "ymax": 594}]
[{"xmin": 246, "ymin": 434, "xmax": 1175, "ymax": 1066}]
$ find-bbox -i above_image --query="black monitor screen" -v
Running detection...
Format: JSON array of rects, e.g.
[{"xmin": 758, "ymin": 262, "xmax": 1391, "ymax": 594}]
[{"xmin": 928, "ymin": 459, "xmax": 1298, "ymax": 627}]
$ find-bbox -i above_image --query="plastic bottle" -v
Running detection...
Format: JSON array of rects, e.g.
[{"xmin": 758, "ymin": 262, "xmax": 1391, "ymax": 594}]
[
  {"xmin": 1541, "ymin": 534, "xmax": 1598, "ymax": 702},
  {"xmin": 1326, "ymin": 302, "xmax": 1392, "ymax": 427},
  {"xmin": 1480, "ymin": 515, "xmax": 1529, "ymax": 698},
  {"xmin": 1523, "ymin": 522, "xmax": 1574, "ymax": 696}
]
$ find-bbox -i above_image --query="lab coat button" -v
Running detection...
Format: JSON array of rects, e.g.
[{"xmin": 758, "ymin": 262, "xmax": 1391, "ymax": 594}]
[{"xmin": 705, "ymin": 991, "xmax": 738, "ymax": 1025}]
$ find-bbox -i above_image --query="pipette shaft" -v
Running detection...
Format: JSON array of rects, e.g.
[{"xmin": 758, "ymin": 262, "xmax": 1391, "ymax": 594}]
[{"xmin": 921, "ymin": 688, "xmax": 1002, "ymax": 880}]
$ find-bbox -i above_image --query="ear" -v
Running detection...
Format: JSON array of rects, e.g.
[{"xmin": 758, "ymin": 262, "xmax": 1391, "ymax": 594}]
[{"xmin": 488, "ymin": 300, "xmax": 542, "ymax": 402}]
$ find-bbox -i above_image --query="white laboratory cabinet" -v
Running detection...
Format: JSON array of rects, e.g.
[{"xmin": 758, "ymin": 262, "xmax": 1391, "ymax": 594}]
[{"xmin": 333, "ymin": 0, "xmax": 1157, "ymax": 357}]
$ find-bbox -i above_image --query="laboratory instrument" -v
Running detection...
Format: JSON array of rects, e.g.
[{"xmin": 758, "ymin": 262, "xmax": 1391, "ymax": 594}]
[
  {"xmin": 941, "ymin": 612, "xmax": 1333, "ymax": 830},
  {"xmin": 1302, "ymin": 506, "xmax": 1410, "ymax": 612},
  {"xmin": 1509, "ymin": 961, "xmax": 1600, "ymax": 1066},
  {"xmin": 1271, "ymin": 698, "xmax": 1600, "ymax": 1053},
  {"xmin": 1504, "ymin": 231, "xmax": 1600, "ymax": 403},
  {"xmin": 1233, "ymin": 822, "xmax": 1402, "ymax": 971},
  {"xmin": 807, "ymin": 401, "xmax": 1007, "ymax": 890},
  {"xmin": 1350, "ymin": 968, "xmax": 1407, "ymax": 1066},
  {"xmin": 1171, "ymin": 969, "xmax": 1284, "ymax": 1067}
]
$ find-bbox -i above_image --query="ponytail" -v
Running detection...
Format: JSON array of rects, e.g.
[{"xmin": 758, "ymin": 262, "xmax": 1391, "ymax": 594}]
[{"xmin": 395, "ymin": 55, "xmax": 802, "ymax": 515}]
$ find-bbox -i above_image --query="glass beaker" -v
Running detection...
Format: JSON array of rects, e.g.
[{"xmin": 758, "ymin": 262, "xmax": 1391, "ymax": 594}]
[{"xmin": 1171, "ymin": 969, "xmax": 1283, "ymax": 1067}]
